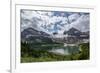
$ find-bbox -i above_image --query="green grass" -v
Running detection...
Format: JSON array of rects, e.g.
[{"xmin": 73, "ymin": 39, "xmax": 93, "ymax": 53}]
[
  {"xmin": 21, "ymin": 55, "xmax": 72, "ymax": 63},
  {"xmin": 21, "ymin": 50, "xmax": 72, "ymax": 63}
]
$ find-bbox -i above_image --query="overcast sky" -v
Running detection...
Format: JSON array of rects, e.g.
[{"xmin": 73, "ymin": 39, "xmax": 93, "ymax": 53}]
[{"xmin": 21, "ymin": 9, "xmax": 90, "ymax": 34}]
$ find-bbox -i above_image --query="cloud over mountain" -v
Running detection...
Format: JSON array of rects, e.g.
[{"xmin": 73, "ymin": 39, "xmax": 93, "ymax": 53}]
[{"xmin": 21, "ymin": 9, "xmax": 90, "ymax": 34}]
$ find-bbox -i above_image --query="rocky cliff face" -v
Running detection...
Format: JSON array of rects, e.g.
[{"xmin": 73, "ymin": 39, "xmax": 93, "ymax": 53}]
[{"xmin": 21, "ymin": 27, "xmax": 52, "ymax": 43}]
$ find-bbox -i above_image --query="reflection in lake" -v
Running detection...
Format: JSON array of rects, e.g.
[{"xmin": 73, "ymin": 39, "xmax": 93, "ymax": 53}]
[
  {"xmin": 49, "ymin": 46, "xmax": 80, "ymax": 55},
  {"xmin": 30, "ymin": 44, "xmax": 80, "ymax": 55}
]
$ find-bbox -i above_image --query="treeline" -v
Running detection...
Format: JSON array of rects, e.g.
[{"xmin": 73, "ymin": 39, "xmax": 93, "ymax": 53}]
[
  {"xmin": 78, "ymin": 43, "xmax": 90, "ymax": 60},
  {"xmin": 21, "ymin": 42, "xmax": 90, "ymax": 63}
]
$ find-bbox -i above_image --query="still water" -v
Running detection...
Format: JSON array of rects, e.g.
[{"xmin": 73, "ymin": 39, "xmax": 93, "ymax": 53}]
[
  {"xmin": 31, "ymin": 44, "xmax": 80, "ymax": 55},
  {"xmin": 49, "ymin": 46, "xmax": 80, "ymax": 55}
]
